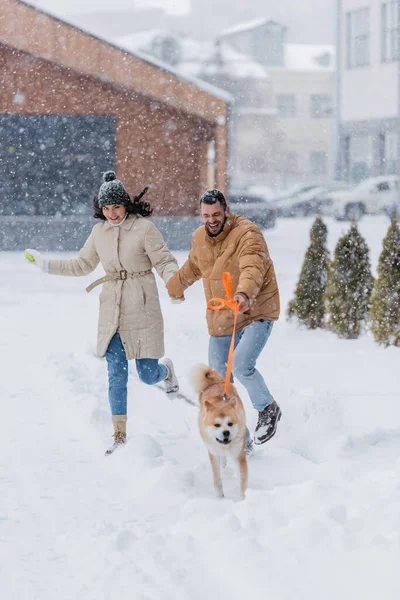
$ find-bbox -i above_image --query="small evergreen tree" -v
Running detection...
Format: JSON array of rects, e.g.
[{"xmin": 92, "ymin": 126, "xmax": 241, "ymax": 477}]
[
  {"xmin": 370, "ymin": 216, "xmax": 400, "ymax": 346},
  {"xmin": 287, "ymin": 217, "xmax": 330, "ymax": 329},
  {"xmin": 325, "ymin": 223, "xmax": 374, "ymax": 339}
]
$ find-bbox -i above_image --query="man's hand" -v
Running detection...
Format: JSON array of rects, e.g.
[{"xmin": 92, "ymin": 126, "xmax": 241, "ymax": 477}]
[{"xmin": 233, "ymin": 293, "xmax": 250, "ymax": 314}]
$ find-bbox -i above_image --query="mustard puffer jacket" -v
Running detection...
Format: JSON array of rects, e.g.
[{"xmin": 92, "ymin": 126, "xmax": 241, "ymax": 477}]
[{"xmin": 166, "ymin": 214, "xmax": 280, "ymax": 336}]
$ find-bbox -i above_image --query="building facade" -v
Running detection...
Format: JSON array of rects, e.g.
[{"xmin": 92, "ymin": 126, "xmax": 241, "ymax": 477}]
[
  {"xmin": 269, "ymin": 52, "xmax": 334, "ymax": 187},
  {"xmin": 114, "ymin": 19, "xmax": 334, "ymax": 191},
  {"xmin": 218, "ymin": 21, "xmax": 334, "ymax": 188},
  {"xmin": 0, "ymin": 0, "xmax": 229, "ymax": 220},
  {"xmin": 340, "ymin": 0, "xmax": 400, "ymax": 181}
]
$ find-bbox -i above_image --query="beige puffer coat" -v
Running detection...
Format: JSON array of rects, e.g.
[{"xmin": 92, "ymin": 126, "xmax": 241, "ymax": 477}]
[{"xmin": 48, "ymin": 215, "xmax": 178, "ymax": 359}]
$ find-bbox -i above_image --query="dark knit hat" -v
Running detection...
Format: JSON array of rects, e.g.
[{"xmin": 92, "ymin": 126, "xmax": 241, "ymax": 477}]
[{"xmin": 98, "ymin": 171, "xmax": 130, "ymax": 208}]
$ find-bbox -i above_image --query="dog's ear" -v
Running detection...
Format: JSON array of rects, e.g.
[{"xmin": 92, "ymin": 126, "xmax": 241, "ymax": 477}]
[{"xmin": 204, "ymin": 400, "xmax": 214, "ymax": 410}]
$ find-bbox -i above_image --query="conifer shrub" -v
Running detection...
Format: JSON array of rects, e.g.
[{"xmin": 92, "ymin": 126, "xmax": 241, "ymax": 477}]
[
  {"xmin": 325, "ymin": 223, "xmax": 374, "ymax": 339},
  {"xmin": 287, "ymin": 217, "xmax": 330, "ymax": 329},
  {"xmin": 370, "ymin": 216, "xmax": 400, "ymax": 346}
]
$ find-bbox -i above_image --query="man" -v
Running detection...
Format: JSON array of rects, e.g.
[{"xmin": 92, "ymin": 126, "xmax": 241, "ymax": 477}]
[{"xmin": 166, "ymin": 189, "xmax": 281, "ymax": 450}]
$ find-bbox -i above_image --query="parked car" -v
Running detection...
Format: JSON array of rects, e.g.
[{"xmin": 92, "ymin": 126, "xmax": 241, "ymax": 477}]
[
  {"xmin": 227, "ymin": 190, "xmax": 276, "ymax": 229},
  {"xmin": 270, "ymin": 183, "xmax": 321, "ymax": 200},
  {"xmin": 247, "ymin": 185, "xmax": 276, "ymax": 202},
  {"xmin": 268, "ymin": 187, "xmax": 324, "ymax": 217},
  {"xmin": 323, "ymin": 175, "xmax": 400, "ymax": 220},
  {"xmin": 268, "ymin": 183, "xmax": 351, "ymax": 218},
  {"xmin": 384, "ymin": 196, "xmax": 400, "ymax": 218}
]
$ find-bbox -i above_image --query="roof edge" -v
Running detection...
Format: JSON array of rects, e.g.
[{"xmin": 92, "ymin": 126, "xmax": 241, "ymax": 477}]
[
  {"xmin": 220, "ymin": 18, "xmax": 287, "ymax": 38},
  {"xmin": 15, "ymin": 0, "xmax": 232, "ymax": 105}
]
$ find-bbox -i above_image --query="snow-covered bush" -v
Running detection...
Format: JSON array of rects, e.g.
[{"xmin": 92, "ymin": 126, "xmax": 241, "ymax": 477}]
[
  {"xmin": 325, "ymin": 223, "xmax": 374, "ymax": 339},
  {"xmin": 287, "ymin": 217, "xmax": 329, "ymax": 329},
  {"xmin": 370, "ymin": 216, "xmax": 400, "ymax": 346}
]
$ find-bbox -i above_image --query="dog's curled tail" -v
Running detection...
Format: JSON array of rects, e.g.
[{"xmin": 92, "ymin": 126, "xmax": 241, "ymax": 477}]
[{"xmin": 190, "ymin": 364, "xmax": 225, "ymax": 393}]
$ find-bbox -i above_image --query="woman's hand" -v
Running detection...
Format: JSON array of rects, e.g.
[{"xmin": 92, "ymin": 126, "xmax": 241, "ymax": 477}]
[{"xmin": 25, "ymin": 249, "xmax": 49, "ymax": 273}]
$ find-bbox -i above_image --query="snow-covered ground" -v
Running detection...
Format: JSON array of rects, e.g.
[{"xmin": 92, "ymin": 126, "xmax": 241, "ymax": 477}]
[{"xmin": 1, "ymin": 216, "xmax": 399, "ymax": 600}]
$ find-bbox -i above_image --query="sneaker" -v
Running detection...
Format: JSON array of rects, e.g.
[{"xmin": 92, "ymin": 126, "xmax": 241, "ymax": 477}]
[
  {"xmin": 254, "ymin": 400, "xmax": 282, "ymax": 445},
  {"xmin": 160, "ymin": 358, "xmax": 179, "ymax": 394}
]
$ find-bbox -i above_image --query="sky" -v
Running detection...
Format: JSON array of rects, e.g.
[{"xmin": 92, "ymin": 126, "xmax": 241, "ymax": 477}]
[
  {"xmin": 28, "ymin": 0, "xmax": 334, "ymax": 44},
  {"xmin": 31, "ymin": 0, "xmax": 190, "ymax": 16}
]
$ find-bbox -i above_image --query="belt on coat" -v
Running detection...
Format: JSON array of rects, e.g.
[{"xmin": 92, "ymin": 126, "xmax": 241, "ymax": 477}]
[{"xmin": 86, "ymin": 269, "xmax": 152, "ymax": 293}]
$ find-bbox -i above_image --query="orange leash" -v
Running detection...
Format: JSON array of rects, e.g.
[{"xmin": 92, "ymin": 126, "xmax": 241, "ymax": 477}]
[{"xmin": 208, "ymin": 272, "xmax": 239, "ymax": 396}]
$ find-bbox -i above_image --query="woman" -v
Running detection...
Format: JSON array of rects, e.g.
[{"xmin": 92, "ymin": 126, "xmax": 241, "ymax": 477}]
[{"xmin": 25, "ymin": 171, "xmax": 179, "ymax": 455}]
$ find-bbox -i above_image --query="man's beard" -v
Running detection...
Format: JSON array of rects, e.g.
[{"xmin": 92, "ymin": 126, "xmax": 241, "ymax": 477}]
[{"xmin": 205, "ymin": 215, "xmax": 227, "ymax": 237}]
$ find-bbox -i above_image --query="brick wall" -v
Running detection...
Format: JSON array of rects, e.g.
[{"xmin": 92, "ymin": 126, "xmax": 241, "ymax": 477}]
[{"xmin": 0, "ymin": 43, "xmax": 221, "ymax": 216}]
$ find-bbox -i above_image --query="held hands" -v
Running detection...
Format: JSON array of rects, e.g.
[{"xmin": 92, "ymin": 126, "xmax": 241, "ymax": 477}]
[
  {"xmin": 233, "ymin": 293, "xmax": 250, "ymax": 314},
  {"xmin": 171, "ymin": 293, "xmax": 248, "ymax": 310},
  {"xmin": 25, "ymin": 249, "xmax": 49, "ymax": 273}
]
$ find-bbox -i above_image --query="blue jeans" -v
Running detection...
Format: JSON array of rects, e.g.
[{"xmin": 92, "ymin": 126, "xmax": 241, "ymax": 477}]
[
  {"xmin": 208, "ymin": 319, "xmax": 274, "ymax": 413},
  {"xmin": 105, "ymin": 333, "xmax": 168, "ymax": 415}
]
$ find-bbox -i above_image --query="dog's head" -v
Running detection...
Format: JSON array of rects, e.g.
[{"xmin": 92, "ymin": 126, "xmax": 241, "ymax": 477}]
[{"xmin": 203, "ymin": 396, "xmax": 240, "ymax": 446}]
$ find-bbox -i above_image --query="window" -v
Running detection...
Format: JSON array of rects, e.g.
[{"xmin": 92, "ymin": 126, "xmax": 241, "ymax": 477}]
[
  {"xmin": 277, "ymin": 95, "xmax": 296, "ymax": 118},
  {"xmin": 310, "ymin": 152, "xmax": 328, "ymax": 176},
  {"xmin": 347, "ymin": 8, "xmax": 370, "ymax": 68},
  {"xmin": 310, "ymin": 95, "xmax": 332, "ymax": 118},
  {"xmin": 382, "ymin": 2, "xmax": 400, "ymax": 62}
]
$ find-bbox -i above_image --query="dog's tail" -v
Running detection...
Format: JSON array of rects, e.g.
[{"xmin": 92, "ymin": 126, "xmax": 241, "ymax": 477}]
[{"xmin": 190, "ymin": 364, "xmax": 225, "ymax": 394}]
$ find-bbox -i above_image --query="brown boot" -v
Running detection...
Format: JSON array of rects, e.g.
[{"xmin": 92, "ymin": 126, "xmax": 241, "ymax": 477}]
[{"xmin": 105, "ymin": 415, "xmax": 127, "ymax": 455}]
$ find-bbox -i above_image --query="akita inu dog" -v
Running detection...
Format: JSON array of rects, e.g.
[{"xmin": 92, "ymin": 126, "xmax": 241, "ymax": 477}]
[{"xmin": 191, "ymin": 365, "xmax": 248, "ymax": 499}]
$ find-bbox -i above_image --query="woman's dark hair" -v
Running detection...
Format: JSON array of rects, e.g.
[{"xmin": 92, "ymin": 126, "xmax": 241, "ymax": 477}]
[{"xmin": 93, "ymin": 186, "xmax": 153, "ymax": 220}]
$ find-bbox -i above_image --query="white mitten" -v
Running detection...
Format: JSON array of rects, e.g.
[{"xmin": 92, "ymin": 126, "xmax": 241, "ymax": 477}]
[{"xmin": 25, "ymin": 249, "xmax": 49, "ymax": 273}]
